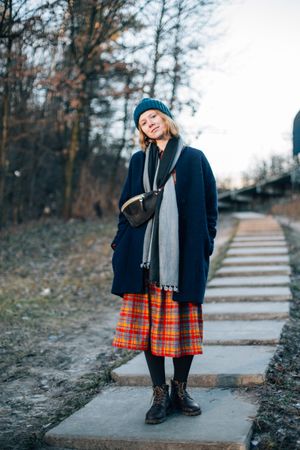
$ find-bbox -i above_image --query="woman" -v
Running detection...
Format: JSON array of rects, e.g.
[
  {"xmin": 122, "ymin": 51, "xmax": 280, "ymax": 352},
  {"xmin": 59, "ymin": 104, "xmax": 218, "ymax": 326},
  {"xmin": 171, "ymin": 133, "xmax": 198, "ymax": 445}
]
[{"xmin": 111, "ymin": 98, "xmax": 218, "ymax": 425}]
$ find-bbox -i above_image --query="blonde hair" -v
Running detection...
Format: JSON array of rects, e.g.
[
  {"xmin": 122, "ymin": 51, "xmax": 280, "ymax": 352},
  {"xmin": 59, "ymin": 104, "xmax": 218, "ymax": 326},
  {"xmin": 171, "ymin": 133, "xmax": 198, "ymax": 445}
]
[{"xmin": 138, "ymin": 111, "xmax": 180, "ymax": 150}]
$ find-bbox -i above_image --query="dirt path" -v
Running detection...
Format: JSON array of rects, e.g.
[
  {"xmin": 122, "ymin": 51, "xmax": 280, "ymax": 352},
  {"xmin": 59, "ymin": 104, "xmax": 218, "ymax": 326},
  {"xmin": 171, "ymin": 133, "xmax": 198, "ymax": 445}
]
[{"xmin": 0, "ymin": 214, "xmax": 235, "ymax": 450}]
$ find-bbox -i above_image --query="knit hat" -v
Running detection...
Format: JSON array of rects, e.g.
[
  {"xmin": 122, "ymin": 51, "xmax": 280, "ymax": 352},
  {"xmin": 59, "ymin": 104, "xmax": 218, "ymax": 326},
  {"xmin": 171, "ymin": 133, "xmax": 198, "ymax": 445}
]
[{"xmin": 133, "ymin": 98, "xmax": 173, "ymax": 128}]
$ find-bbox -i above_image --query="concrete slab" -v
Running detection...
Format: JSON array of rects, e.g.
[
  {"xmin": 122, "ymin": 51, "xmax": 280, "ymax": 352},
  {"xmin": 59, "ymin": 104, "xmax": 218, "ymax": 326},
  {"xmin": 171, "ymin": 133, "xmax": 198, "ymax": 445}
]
[
  {"xmin": 236, "ymin": 232, "xmax": 283, "ymax": 237},
  {"xmin": 231, "ymin": 241, "xmax": 286, "ymax": 247},
  {"xmin": 111, "ymin": 346, "xmax": 276, "ymax": 387},
  {"xmin": 233, "ymin": 212, "xmax": 265, "ymax": 219},
  {"xmin": 236, "ymin": 228, "xmax": 282, "ymax": 235},
  {"xmin": 208, "ymin": 275, "xmax": 290, "ymax": 287},
  {"xmin": 216, "ymin": 265, "xmax": 291, "ymax": 277},
  {"xmin": 235, "ymin": 218, "xmax": 282, "ymax": 234},
  {"xmin": 45, "ymin": 386, "xmax": 257, "ymax": 450},
  {"xmin": 223, "ymin": 255, "xmax": 289, "ymax": 266},
  {"xmin": 204, "ymin": 320, "xmax": 285, "ymax": 345},
  {"xmin": 233, "ymin": 236, "xmax": 285, "ymax": 242},
  {"xmin": 203, "ymin": 301, "xmax": 290, "ymax": 320},
  {"xmin": 205, "ymin": 286, "xmax": 291, "ymax": 302},
  {"xmin": 227, "ymin": 247, "xmax": 288, "ymax": 256}
]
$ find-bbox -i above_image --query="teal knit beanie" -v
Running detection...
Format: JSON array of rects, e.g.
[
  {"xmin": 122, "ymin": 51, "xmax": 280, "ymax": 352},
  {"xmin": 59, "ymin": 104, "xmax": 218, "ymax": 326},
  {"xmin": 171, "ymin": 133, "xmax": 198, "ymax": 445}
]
[{"xmin": 133, "ymin": 98, "xmax": 173, "ymax": 128}]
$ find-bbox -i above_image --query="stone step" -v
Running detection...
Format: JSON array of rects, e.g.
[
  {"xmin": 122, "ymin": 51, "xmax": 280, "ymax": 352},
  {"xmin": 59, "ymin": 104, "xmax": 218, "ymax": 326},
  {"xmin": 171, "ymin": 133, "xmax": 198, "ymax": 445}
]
[
  {"xmin": 203, "ymin": 301, "xmax": 289, "ymax": 320},
  {"xmin": 223, "ymin": 255, "xmax": 290, "ymax": 266},
  {"xmin": 232, "ymin": 212, "xmax": 266, "ymax": 219},
  {"xmin": 231, "ymin": 241, "xmax": 286, "ymax": 247},
  {"xmin": 236, "ymin": 228, "xmax": 283, "ymax": 235},
  {"xmin": 111, "ymin": 346, "xmax": 276, "ymax": 387},
  {"xmin": 205, "ymin": 286, "xmax": 291, "ymax": 302},
  {"xmin": 216, "ymin": 265, "xmax": 291, "ymax": 277},
  {"xmin": 235, "ymin": 228, "xmax": 283, "ymax": 234},
  {"xmin": 204, "ymin": 320, "xmax": 285, "ymax": 345},
  {"xmin": 227, "ymin": 247, "xmax": 288, "ymax": 256},
  {"xmin": 208, "ymin": 275, "xmax": 290, "ymax": 287},
  {"xmin": 233, "ymin": 235, "xmax": 285, "ymax": 242},
  {"xmin": 235, "ymin": 219, "xmax": 282, "ymax": 234},
  {"xmin": 45, "ymin": 386, "xmax": 258, "ymax": 450}
]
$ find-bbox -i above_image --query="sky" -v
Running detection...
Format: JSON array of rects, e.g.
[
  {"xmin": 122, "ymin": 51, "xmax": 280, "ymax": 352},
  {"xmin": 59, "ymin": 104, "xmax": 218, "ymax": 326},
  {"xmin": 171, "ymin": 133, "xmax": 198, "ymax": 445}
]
[{"xmin": 181, "ymin": 0, "xmax": 300, "ymax": 186}]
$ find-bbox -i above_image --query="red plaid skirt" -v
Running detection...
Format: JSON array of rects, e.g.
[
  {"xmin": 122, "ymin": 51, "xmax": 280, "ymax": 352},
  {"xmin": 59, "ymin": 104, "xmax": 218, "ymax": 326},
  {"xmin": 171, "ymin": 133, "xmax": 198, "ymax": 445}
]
[{"xmin": 112, "ymin": 283, "xmax": 203, "ymax": 357}]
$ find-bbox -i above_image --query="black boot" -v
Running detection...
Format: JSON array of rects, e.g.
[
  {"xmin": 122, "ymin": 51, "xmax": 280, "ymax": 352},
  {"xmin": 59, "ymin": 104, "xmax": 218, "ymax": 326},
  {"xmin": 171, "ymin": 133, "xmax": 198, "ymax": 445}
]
[
  {"xmin": 170, "ymin": 379, "xmax": 201, "ymax": 416},
  {"xmin": 145, "ymin": 384, "xmax": 173, "ymax": 424}
]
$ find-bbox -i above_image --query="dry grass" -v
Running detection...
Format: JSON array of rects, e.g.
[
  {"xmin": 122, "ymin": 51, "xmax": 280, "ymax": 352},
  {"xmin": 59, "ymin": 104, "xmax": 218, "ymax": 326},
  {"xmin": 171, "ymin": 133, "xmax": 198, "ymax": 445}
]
[
  {"xmin": 251, "ymin": 224, "xmax": 300, "ymax": 450},
  {"xmin": 0, "ymin": 217, "xmax": 137, "ymax": 450},
  {"xmin": 270, "ymin": 195, "xmax": 300, "ymax": 221}
]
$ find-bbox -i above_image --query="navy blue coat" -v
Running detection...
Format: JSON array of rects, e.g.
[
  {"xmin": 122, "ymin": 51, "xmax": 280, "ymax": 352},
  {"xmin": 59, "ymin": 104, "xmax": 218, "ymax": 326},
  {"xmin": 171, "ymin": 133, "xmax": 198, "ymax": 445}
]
[{"xmin": 111, "ymin": 146, "xmax": 218, "ymax": 304}]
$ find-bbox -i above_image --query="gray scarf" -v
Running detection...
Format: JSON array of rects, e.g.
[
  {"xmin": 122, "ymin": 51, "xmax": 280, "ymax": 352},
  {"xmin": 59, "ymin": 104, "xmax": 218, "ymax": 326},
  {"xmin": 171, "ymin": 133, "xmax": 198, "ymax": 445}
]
[{"xmin": 141, "ymin": 136, "xmax": 184, "ymax": 291}]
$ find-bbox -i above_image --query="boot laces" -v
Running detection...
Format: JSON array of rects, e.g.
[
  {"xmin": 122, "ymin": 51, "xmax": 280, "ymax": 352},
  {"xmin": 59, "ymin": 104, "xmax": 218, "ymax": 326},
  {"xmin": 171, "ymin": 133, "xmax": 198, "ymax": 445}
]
[
  {"xmin": 152, "ymin": 385, "xmax": 167, "ymax": 405},
  {"xmin": 174, "ymin": 381, "xmax": 190, "ymax": 400},
  {"xmin": 178, "ymin": 383, "xmax": 187, "ymax": 399}
]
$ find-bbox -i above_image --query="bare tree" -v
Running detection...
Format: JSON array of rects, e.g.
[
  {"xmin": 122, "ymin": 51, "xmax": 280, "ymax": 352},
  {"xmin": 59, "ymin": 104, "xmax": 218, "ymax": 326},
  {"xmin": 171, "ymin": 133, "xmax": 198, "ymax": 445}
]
[
  {"xmin": 0, "ymin": 0, "xmax": 220, "ymax": 226},
  {"xmin": 53, "ymin": 0, "xmax": 140, "ymax": 219},
  {"xmin": 143, "ymin": 0, "xmax": 217, "ymax": 115},
  {"xmin": 0, "ymin": 0, "xmax": 13, "ymax": 226},
  {"xmin": 149, "ymin": 0, "xmax": 167, "ymax": 97}
]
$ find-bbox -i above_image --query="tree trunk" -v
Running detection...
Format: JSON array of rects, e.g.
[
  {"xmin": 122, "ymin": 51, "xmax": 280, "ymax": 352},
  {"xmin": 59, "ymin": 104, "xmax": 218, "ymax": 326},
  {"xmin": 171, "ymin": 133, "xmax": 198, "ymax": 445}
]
[
  {"xmin": 0, "ymin": 81, "xmax": 10, "ymax": 227},
  {"xmin": 149, "ymin": 0, "xmax": 166, "ymax": 97},
  {"xmin": 170, "ymin": 2, "xmax": 182, "ymax": 110},
  {"xmin": 63, "ymin": 112, "xmax": 80, "ymax": 219},
  {"xmin": 109, "ymin": 74, "xmax": 131, "ymax": 188},
  {"xmin": 0, "ymin": 0, "xmax": 12, "ymax": 227}
]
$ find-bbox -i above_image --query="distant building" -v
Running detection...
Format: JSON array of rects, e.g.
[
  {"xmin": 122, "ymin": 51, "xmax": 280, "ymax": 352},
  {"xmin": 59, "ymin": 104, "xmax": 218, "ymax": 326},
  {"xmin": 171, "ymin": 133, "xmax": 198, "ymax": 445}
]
[{"xmin": 293, "ymin": 110, "xmax": 300, "ymax": 156}]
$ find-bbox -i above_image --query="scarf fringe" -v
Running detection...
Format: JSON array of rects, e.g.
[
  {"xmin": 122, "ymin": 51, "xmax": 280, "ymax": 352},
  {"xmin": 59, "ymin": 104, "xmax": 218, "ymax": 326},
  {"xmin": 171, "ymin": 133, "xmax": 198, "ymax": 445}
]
[
  {"xmin": 140, "ymin": 263, "xmax": 179, "ymax": 292},
  {"xmin": 160, "ymin": 284, "xmax": 179, "ymax": 292}
]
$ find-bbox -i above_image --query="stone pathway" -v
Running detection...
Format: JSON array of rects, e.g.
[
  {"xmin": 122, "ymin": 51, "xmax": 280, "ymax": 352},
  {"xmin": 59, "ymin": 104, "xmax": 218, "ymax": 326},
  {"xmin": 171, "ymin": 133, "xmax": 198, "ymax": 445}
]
[{"xmin": 45, "ymin": 214, "xmax": 291, "ymax": 450}]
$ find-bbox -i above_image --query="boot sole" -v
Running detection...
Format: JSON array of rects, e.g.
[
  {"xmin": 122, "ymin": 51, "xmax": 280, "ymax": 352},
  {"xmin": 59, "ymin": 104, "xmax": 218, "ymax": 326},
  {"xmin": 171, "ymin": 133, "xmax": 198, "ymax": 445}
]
[
  {"xmin": 178, "ymin": 409, "xmax": 202, "ymax": 416},
  {"xmin": 171, "ymin": 403, "xmax": 202, "ymax": 416},
  {"xmin": 145, "ymin": 417, "xmax": 167, "ymax": 424},
  {"xmin": 171, "ymin": 398, "xmax": 202, "ymax": 416},
  {"xmin": 145, "ymin": 407, "xmax": 173, "ymax": 425}
]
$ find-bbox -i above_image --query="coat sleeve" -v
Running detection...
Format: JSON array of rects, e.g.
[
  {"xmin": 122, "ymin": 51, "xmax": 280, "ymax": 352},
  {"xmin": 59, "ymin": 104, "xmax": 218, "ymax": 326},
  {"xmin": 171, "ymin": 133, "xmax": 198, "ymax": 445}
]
[
  {"xmin": 110, "ymin": 154, "xmax": 135, "ymax": 250},
  {"xmin": 201, "ymin": 153, "xmax": 218, "ymax": 255}
]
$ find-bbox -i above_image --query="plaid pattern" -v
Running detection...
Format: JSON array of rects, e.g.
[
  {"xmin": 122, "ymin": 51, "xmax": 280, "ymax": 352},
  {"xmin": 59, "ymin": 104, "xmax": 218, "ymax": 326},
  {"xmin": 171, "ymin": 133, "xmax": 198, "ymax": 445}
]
[{"xmin": 112, "ymin": 283, "xmax": 203, "ymax": 357}]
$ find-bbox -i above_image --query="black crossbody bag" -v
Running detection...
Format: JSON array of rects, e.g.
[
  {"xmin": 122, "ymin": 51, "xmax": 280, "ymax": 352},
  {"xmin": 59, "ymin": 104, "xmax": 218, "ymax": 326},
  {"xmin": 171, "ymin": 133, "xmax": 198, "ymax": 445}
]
[
  {"xmin": 121, "ymin": 144, "xmax": 178, "ymax": 228},
  {"xmin": 121, "ymin": 188, "xmax": 163, "ymax": 228}
]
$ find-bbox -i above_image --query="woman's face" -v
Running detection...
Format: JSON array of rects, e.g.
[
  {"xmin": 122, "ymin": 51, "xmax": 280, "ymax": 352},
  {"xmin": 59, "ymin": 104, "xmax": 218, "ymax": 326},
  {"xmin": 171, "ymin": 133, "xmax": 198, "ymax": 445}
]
[{"xmin": 139, "ymin": 109, "xmax": 169, "ymax": 141}]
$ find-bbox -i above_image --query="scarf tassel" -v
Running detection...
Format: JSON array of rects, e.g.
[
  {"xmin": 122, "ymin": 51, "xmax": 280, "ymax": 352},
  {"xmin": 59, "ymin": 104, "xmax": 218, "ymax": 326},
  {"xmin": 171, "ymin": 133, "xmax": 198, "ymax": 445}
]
[
  {"xmin": 140, "ymin": 263, "xmax": 179, "ymax": 292},
  {"xmin": 161, "ymin": 284, "xmax": 179, "ymax": 292}
]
